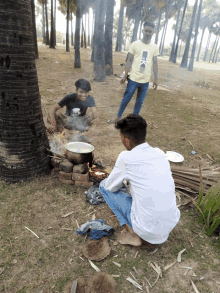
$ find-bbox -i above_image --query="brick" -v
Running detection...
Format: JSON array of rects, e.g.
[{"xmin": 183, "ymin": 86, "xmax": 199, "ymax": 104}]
[
  {"xmin": 72, "ymin": 164, "xmax": 88, "ymax": 174},
  {"xmin": 51, "ymin": 157, "xmax": 63, "ymax": 168},
  {"xmin": 59, "ymin": 160, "xmax": 73, "ymax": 173},
  {"xmin": 59, "ymin": 171, "xmax": 72, "ymax": 180},
  {"xmin": 72, "ymin": 172, "xmax": 89, "ymax": 182},
  {"xmin": 75, "ymin": 181, "xmax": 93, "ymax": 188},
  {"xmin": 59, "ymin": 178, "xmax": 75, "ymax": 185},
  {"xmin": 51, "ymin": 167, "xmax": 59, "ymax": 177}
]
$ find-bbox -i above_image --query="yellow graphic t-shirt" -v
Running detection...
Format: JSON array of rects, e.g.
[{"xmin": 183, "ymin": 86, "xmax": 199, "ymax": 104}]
[{"xmin": 128, "ymin": 40, "xmax": 159, "ymax": 83}]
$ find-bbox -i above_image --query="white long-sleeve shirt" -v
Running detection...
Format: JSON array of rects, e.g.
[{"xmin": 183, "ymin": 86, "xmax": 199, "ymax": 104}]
[{"xmin": 101, "ymin": 142, "xmax": 180, "ymax": 244}]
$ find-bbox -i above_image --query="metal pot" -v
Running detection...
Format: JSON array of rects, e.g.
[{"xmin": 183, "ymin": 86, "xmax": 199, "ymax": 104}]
[{"xmin": 65, "ymin": 142, "xmax": 94, "ymax": 165}]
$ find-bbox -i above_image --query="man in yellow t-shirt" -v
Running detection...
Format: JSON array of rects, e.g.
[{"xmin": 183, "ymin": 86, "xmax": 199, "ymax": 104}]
[{"xmin": 113, "ymin": 21, "xmax": 159, "ymax": 121}]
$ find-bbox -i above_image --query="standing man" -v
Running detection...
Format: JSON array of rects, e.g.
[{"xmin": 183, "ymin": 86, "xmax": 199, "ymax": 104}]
[{"xmin": 111, "ymin": 21, "xmax": 159, "ymax": 122}]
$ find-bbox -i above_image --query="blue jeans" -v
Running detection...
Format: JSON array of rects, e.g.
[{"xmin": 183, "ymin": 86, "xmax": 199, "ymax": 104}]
[
  {"xmin": 99, "ymin": 179, "xmax": 133, "ymax": 228},
  {"xmin": 117, "ymin": 78, "xmax": 149, "ymax": 118}
]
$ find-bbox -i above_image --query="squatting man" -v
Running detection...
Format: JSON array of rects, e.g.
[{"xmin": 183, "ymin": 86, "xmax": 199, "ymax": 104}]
[
  {"xmin": 100, "ymin": 114, "xmax": 180, "ymax": 246},
  {"xmin": 48, "ymin": 79, "xmax": 100, "ymax": 133}
]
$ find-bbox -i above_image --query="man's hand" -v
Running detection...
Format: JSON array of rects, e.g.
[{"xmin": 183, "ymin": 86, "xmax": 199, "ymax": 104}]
[
  {"xmin": 120, "ymin": 75, "xmax": 128, "ymax": 84},
  {"xmin": 48, "ymin": 124, "xmax": 57, "ymax": 133},
  {"xmin": 153, "ymin": 81, "xmax": 158, "ymax": 90},
  {"xmin": 92, "ymin": 117, "xmax": 100, "ymax": 127}
]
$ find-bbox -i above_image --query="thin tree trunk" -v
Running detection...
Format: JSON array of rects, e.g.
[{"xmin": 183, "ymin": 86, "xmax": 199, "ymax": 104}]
[
  {"xmin": 84, "ymin": 15, "xmax": 87, "ymax": 48},
  {"xmin": 212, "ymin": 36, "xmax": 219, "ymax": 63},
  {"xmin": 42, "ymin": 3, "xmax": 46, "ymax": 43},
  {"xmin": 91, "ymin": 7, "xmax": 96, "ymax": 62},
  {"xmin": 81, "ymin": 18, "xmax": 83, "ymax": 48},
  {"xmin": 88, "ymin": 13, "xmax": 90, "ymax": 46},
  {"xmin": 71, "ymin": 14, "xmax": 74, "ymax": 46},
  {"xmin": 160, "ymin": 19, "xmax": 168, "ymax": 56},
  {"xmin": 45, "ymin": 0, "xmax": 50, "ymax": 45},
  {"xmin": 105, "ymin": 0, "xmax": 114, "ymax": 75},
  {"xmin": 188, "ymin": 0, "xmax": 203, "ymax": 71},
  {"xmin": 74, "ymin": 0, "xmax": 81, "ymax": 67},
  {"xmin": 131, "ymin": 13, "xmax": 140, "ymax": 43},
  {"xmin": 159, "ymin": 21, "xmax": 166, "ymax": 53},
  {"xmin": 50, "ymin": 0, "xmax": 55, "ymax": 48},
  {"xmin": 178, "ymin": 39, "xmax": 183, "ymax": 57},
  {"xmin": 203, "ymin": 31, "xmax": 211, "ymax": 61},
  {"xmin": 169, "ymin": 2, "xmax": 182, "ymax": 62},
  {"xmin": 66, "ymin": 0, "xmax": 70, "ymax": 52},
  {"xmin": 173, "ymin": 0, "xmax": 188, "ymax": 63},
  {"xmin": 180, "ymin": 0, "xmax": 198, "ymax": 68},
  {"xmin": 209, "ymin": 36, "xmax": 218, "ymax": 62},
  {"xmin": 31, "ymin": 0, "xmax": 38, "ymax": 58},
  {"xmin": 0, "ymin": 0, "xmax": 50, "ymax": 182},
  {"xmin": 196, "ymin": 26, "xmax": 205, "ymax": 61},
  {"xmin": 54, "ymin": 0, "xmax": 56, "ymax": 45},
  {"xmin": 139, "ymin": 20, "xmax": 142, "ymax": 40},
  {"xmin": 155, "ymin": 10, "xmax": 162, "ymax": 45},
  {"xmin": 214, "ymin": 47, "xmax": 220, "ymax": 63},
  {"xmin": 115, "ymin": 1, "xmax": 124, "ymax": 51}
]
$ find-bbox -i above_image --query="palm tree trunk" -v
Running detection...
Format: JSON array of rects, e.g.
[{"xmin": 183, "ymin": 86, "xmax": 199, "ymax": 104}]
[
  {"xmin": 45, "ymin": 0, "xmax": 50, "ymax": 45},
  {"xmin": 209, "ymin": 36, "xmax": 217, "ymax": 63},
  {"xmin": 105, "ymin": 0, "xmax": 114, "ymax": 75},
  {"xmin": 212, "ymin": 37, "xmax": 219, "ymax": 63},
  {"xmin": 139, "ymin": 20, "xmax": 142, "ymax": 40},
  {"xmin": 31, "ymin": 0, "xmax": 38, "ymax": 58},
  {"xmin": 81, "ymin": 18, "xmax": 83, "ymax": 48},
  {"xmin": 131, "ymin": 13, "xmax": 140, "ymax": 43},
  {"xmin": 169, "ymin": 2, "xmax": 182, "ymax": 62},
  {"xmin": 188, "ymin": 0, "xmax": 203, "ymax": 71},
  {"xmin": 42, "ymin": 3, "xmax": 46, "ymax": 43},
  {"xmin": 74, "ymin": 0, "xmax": 81, "ymax": 67},
  {"xmin": 214, "ymin": 47, "xmax": 220, "ymax": 63},
  {"xmin": 54, "ymin": 0, "xmax": 57, "ymax": 45},
  {"xmin": 71, "ymin": 14, "xmax": 74, "ymax": 46},
  {"xmin": 66, "ymin": 0, "xmax": 70, "ymax": 52},
  {"xmin": 203, "ymin": 31, "xmax": 211, "ymax": 61},
  {"xmin": 50, "ymin": 0, "xmax": 55, "ymax": 48},
  {"xmin": 178, "ymin": 39, "xmax": 183, "ymax": 57},
  {"xmin": 115, "ymin": 1, "xmax": 124, "ymax": 51},
  {"xmin": 155, "ymin": 10, "xmax": 162, "ymax": 45},
  {"xmin": 173, "ymin": 0, "xmax": 188, "ymax": 63},
  {"xmin": 160, "ymin": 19, "xmax": 168, "ymax": 56},
  {"xmin": 88, "ymin": 13, "xmax": 91, "ymax": 46},
  {"xmin": 180, "ymin": 0, "xmax": 198, "ymax": 68},
  {"xmin": 94, "ymin": 0, "xmax": 106, "ymax": 81},
  {"xmin": 196, "ymin": 26, "xmax": 205, "ymax": 61},
  {"xmin": 84, "ymin": 15, "xmax": 87, "ymax": 48},
  {"xmin": 159, "ymin": 21, "xmax": 166, "ymax": 53},
  {"xmin": 0, "ymin": 0, "xmax": 51, "ymax": 182}
]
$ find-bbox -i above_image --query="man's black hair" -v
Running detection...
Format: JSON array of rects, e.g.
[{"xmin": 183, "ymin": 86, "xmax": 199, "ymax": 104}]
[
  {"xmin": 143, "ymin": 21, "xmax": 155, "ymax": 29},
  {"xmin": 115, "ymin": 114, "xmax": 147, "ymax": 143},
  {"xmin": 75, "ymin": 79, "xmax": 91, "ymax": 91}
]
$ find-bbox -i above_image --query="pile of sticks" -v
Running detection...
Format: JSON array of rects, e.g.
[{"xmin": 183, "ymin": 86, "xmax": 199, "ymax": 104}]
[{"xmin": 171, "ymin": 165, "xmax": 220, "ymax": 196}]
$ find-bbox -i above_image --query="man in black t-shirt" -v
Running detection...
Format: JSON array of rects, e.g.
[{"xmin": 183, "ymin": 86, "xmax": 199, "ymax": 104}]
[{"xmin": 48, "ymin": 79, "xmax": 100, "ymax": 133}]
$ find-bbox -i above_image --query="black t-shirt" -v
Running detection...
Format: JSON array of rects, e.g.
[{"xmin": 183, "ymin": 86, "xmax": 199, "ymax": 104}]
[{"xmin": 58, "ymin": 93, "xmax": 96, "ymax": 116}]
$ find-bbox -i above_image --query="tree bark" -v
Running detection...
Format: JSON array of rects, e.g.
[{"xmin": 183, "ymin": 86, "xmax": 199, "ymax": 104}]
[
  {"xmin": 71, "ymin": 14, "xmax": 74, "ymax": 46},
  {"xmin": 45, "ymin": 0, "xmax": 50, "ymax": 45},
  {"xmin": 196, "ymin": 26, "xmax": 205, "ymax": 61},
  {"xmin": 105, "ymin": 0, "xmax": 114, "ymax": 75},
  {"xmin": 180, "ymin": 0, "xmax": 198, "ymax": 68},
  {"xmin": 31, "ymin": 0, "xmax": 38, "ymax": 58},
  {"xmin": 155, "ymin": 10, "xmax": 162, "ymax": 45},
  {"xmin": 160, "ymin": 19, "xmax": 168, "ymax": 56},
  {"xmin": 74, "ymin": 0, "xmax": 81, "ymax": 67},
  {"xmin": 203, "ymin": 31, "xmax": 211, "ymax": 61},
  {"xmin": 214, "ymin": 47, "xmax": 220, "ymax": 63},
  {"xmin": 131, "ymin": 12, "xmax": 140, "ymax": 43},
  {"xmin": 0, "ymin": 0, "xmax": 51, "ymax": 182},
  {"xmin": 188, "ymin": 0, "xmax": 203, "ymax": 71},
  {"xmin": 138, "ymin": 20, "xmax": 142, "ymax": 40},
  {"xmin": 115, "ymin": 1, "xmax": 124, "ymax": 51},
  {"xmin": 173, "ymin": 0, "xmax": 188, "ymax": 63},
  {"xmin": 169, "ymin": 2, "xmax": 182, "ymax": 62},
  {"xmin": 209, "ymin": 36, "xmax": 218, "ymax": 63},
  {"xmin": 212, "ymin": 36, "xmax": 219, "ymax": 63},
  {"xmin": 42, "ymin": 3, "xmax": 46, "ymax": 43},
  {"xmin": 66, "ymin": 0, "xmax": 70, "ymax": 52},
  {"xmin": 54, "ymin": 0, "xmax": 57, "ymax": 45},
  {"xmin": 81, "ymin": 18, "xmax": 84, "ymax": 48},
  {"xmin": 94, "ymin": 0, "xmax": 106, "ymax": 81},
  {"xmin": 84, "ymin": 15, "xmax": 87, "ymax": 48},
  {"xmin": 50, "ymin": 0, "xmax": 55, "ymax": 48},
  {"xmin": 88, "ymin": 13, "xmax": 91, "ymax": 46}
]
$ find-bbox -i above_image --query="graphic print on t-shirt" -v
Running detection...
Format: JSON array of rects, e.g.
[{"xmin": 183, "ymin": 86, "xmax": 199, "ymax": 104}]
[
  {"xmin": 140, "ymin": 50, "xmax": 148, "ymax": 71},
  {"xmin": 72, "ymin": 107, "xmax": 81, "ymax": 116}
]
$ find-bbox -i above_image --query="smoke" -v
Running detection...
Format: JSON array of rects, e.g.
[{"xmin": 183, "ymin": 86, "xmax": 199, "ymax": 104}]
[{"xmin": 64, "ymin": 115, "xmax": 91, "ymax": 132}]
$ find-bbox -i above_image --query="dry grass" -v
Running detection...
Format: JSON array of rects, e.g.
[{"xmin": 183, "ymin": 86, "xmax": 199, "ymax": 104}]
[{"xmin": 0, "ymin": 44, "xmax": 220, "ymax": 292}]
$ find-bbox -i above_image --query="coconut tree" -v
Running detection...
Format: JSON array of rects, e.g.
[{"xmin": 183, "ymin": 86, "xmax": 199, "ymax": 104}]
[
  {"xmin": 74, "ymin": 0, "xmax": 81, "ymax": 67},
  {"xmin": 105, "ymin": 0, "xmax": 114, "ymax": 75},
  {"xmin": 0, "ymin": 0, "xmax": 51, "ymax": 183},
  {"xmin": 45, "ymin": 0, "xmax": 50, "ymax": 45},
  {"xmin": 31, "ymin": 0, "xmax": 39, "ymax": 58},
  {"xmin": 196, "ymin": 15, "xmax": 210, "ymax": 61},
  {"xmin": 180, "ymin": 0, "xmax": 198, "ymax": 68},
  {"xmin": 50, "ymin": 0, "xmax": 56, "ymax": 48},
  {"xmin": 115, "ymin": 0, "xmax": 125, "ymax": 51},
  {"xmin": 153, "ymin": 0, "xmax": 167, "ymax": 44},
  {"xmin": 37, "ymin": 0, "xmax": 46, "ymax": 43},
  {"xmin": 188, "ymin": 0, "xmax": 203, "ymax": 71}
]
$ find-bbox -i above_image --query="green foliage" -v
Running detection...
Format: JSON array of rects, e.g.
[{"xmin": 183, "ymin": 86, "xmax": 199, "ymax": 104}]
[{"xmin": 197, "ymin": 177, "xmax": 220, "ymax": 243}]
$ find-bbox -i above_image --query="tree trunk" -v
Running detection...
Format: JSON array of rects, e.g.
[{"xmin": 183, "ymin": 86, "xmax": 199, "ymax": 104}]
[
  {"xmin": 74, "ymin": 0, "xmax": 81, "ymax": 67},
  {"xmin": 31, "ymin": 0, "xmax": 38, "ymax": 58},
  {"xmin": 209, "ymin": 36, "xmax": 218, "ymax": 63},
  {"xmin": 105, "ymin": 0, "xmax": 114, "ymax": 75},
  {"xmin": 71, "ymin": 14, "xmax": 74, "ymax": 46},
  {"xmin": 214, "ymin": 47, "xmax": 220, "ymax": 63},
  {"xmin": 196, "ymin": 26, "xmax": 205, "ymax": 61},
  {"xmin": 42, "ymin": 3, "xmax": 46, "ymax": 43},
  {"xmin": 155, "ymin": 10, "xmax": 162, "ymax": 45},
  {"xmin": 84, "ymin": 15, "xmax": 87, "ymax": 48},
  {"xmin": 180, "ymin": 0, "xmax": 198, "ymax": 68},
  {"xmin": 139, "ymin": 20, "xmax": 142, "ymax": 40},
  {"xmin": 169, "ymin": 2, "xmax": 182, "ymax": 62},
  {"xmin": 212, "ymin": 36, "xmax": 219, "ymax": 63},
  {"xmin": 178, "ymin": 39, "xmax": 183, "ymax": 57},
  {"xmin": 66, "ymin": 0, "xmax": 70, "ymax": 52},
  {"xmin": 115, "ymin": 1, "xmax": 124, "ymax": 51},
  {"xmin": 0, "ymin": 0, "xmax": 51, "ymax": 183},
  {"xmin": 45, "ymin": 0, "xmax": 50, "ymax": 45},
  {"xmin": 50, "ymin": 0, "xmax": 55, "ymax": 48},
  {"xmin": 188, "ymin": 0, "xmax": 203, "ymax": 71},
  {"xmin": 131, "ymin": 12, "xmax": 140, "ymax": 43},
  {"xmin": 173, "ymin": 0, "xmax": 188, "ymax": 63},
  {"xmin": 203, "ymin": 31, "xmax": 211, "ymax": 61},
  {"xmin": 94, "ymin": 0, "xmax": 106, "ymax": 81},
  {"xmin": 91, "ymin": 6, "xmax": 97, "ymax": 62},
  {"xmin": 159, "ymin": 19, "xmax": 167, "ymax": 54},
  {"xmin": 54, "ymin": 0, "xmax": 57, "ymax": 45},
  {"xmin": 160, "ymin": 19, "xmax": 168, "ymax": 56},
  {"xmin": 81, "ymin": 18, "xmax": 84, "ymax": 48},
  {"xmin": 88, "ymin": 13, "xmax": 91, "ymax": 46}
]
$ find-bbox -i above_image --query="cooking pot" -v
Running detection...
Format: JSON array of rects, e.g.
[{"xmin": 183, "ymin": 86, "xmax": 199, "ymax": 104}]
[{"xmin": 65, "ymin": 142, "xmax": 94, "ymax": 165}]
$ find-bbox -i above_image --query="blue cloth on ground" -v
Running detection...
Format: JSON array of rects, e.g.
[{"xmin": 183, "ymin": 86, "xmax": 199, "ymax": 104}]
[
  {"xmin": 76, "ymin": 219, "xmax": 114, "ymax": 240},
  {"xmin": 85, "ymin": 185, "xmax": 106, "ymax": 205}
]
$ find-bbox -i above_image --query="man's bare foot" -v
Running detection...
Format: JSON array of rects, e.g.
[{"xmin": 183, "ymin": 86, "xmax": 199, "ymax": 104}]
[{"xmin": 118, "ymin": 224, "xmax": 142, "ymax": 247}]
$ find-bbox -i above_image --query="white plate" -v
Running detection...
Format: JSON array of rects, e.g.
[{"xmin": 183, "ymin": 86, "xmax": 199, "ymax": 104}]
[{"xmin": 166, "ymin": 151, "xmax": 184, "ymax": 163}]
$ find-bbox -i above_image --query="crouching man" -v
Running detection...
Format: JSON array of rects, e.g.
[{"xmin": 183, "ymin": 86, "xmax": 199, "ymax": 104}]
[
  {"xmin": 99, "ymin": 114, "xmax": 180, "ymax": 246},
  {"xmin": 47, "ymin": 79, "xmax": 100, "ymax": 133}
]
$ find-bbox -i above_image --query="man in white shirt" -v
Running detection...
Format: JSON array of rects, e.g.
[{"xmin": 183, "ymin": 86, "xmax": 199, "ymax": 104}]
[{"xmin": 99, "ymin": 114, "xmax": 180, "ymax": 246}]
